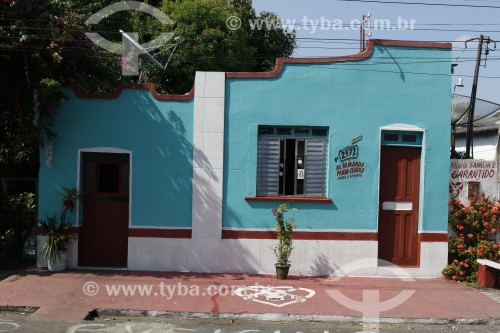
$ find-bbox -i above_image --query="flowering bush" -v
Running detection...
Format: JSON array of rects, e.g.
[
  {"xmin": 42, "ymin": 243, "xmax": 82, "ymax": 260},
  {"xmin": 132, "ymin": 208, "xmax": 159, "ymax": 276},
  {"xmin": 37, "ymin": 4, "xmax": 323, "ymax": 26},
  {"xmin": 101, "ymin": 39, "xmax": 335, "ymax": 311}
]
[
  {"xmin": 272, "ymin": 203, "xmax": 296, "ymax": 266},
  {"xmin": 442, "ymin": 195, "xmax": 500, "ymax": 283}
]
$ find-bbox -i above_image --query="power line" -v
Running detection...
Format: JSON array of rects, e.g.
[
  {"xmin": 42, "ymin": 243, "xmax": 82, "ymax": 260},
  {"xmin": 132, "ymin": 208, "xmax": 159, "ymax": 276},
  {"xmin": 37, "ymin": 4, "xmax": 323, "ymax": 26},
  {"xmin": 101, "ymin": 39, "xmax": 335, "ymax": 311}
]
[{"xmin": 337, "ymin": 0, "xmax": 500, "ymax": 9}]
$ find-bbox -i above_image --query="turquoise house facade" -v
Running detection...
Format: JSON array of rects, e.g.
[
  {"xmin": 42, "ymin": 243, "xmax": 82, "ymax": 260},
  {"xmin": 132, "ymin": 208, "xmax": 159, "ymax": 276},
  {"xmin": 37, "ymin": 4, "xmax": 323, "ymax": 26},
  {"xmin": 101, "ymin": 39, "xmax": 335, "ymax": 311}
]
[{"xmin": 38, "ymin": 40, "xmax": 452, "ymax": 276}]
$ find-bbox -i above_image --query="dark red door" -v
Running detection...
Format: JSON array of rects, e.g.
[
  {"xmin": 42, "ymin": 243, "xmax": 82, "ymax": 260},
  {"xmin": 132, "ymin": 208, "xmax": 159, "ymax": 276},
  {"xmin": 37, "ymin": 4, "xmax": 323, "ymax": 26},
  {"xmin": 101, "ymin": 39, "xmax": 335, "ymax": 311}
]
[
  {"xmin": 378, "ymin": 146, "xmax": 421, "ymax": 266},
  {"xmin": 79, "ymin": 152, "xmax": 129, "ymax": 267}
]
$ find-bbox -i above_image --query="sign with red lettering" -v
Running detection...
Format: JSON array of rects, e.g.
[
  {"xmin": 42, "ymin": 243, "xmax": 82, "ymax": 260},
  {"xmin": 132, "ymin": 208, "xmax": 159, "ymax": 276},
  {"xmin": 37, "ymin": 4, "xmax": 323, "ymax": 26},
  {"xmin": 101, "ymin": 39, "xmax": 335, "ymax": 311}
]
[
  {"xmin": 336, "ymin": 161, "xmax": 365, "ymax": 180},
  {"xmin": 449, "ymin": 159, "xmax": 497, "ymax": 205}
]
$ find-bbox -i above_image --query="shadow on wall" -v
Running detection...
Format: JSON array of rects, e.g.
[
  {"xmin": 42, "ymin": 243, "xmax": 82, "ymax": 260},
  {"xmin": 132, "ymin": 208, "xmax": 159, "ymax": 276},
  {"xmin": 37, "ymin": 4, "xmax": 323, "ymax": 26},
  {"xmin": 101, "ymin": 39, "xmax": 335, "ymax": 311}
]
[
  {"xmin": 311, "ymin": 253, "xmax": 338, "ymax": 277},
  {"xmin": 128, "ymin": 91, "xmax": 258, "ymax": 272},
  {"xmin": 122, "ymin": 93, "xmax": 195, "ymax": 228},
  {"xmin": 378, "ymin": 46, "xmax": 405, "ymax": 81}
]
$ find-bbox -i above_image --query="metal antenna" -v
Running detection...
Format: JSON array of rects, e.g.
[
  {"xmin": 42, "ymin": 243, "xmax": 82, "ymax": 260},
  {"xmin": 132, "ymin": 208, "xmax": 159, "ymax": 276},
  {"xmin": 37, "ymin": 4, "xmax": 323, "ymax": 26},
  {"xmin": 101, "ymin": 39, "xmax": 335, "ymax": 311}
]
[{"xmin": 119, "ymin": 30, "xmax": 181, "ymax": 70}]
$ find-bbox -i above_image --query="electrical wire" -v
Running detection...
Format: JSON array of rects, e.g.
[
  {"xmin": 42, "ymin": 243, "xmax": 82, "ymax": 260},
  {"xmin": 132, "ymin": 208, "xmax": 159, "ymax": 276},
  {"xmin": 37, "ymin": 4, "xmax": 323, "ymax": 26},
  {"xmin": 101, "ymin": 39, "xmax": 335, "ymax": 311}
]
[{"xmin": 337, "ymin": 0, "xmax": 500, "ymax": 9}]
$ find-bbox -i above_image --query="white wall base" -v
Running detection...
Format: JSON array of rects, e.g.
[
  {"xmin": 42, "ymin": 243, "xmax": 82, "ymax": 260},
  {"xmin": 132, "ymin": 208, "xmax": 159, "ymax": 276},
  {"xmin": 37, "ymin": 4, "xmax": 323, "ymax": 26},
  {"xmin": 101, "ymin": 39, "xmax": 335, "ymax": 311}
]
[
  {"xmin": 126, "ymin": 238, "xmax": 447, "ymax": 278},
  {"xmin": 36, "ymin": 236, "xmax": 447, "ymax": 278}
]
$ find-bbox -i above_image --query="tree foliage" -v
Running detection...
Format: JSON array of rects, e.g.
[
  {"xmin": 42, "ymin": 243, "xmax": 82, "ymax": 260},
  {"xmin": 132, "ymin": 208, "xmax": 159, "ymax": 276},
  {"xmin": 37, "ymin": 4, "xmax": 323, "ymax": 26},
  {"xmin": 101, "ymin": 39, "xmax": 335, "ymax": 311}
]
[
  {"xmin": 0, "ymin": 0, "xmax": 295, "ymax": 172},
  {"xmin": 0, "ymin": 0, "xmax": 120, "ymax": 173},
  {"xmin": 132, "ymin": 0, "xmax": 296, "ymax": 93}
]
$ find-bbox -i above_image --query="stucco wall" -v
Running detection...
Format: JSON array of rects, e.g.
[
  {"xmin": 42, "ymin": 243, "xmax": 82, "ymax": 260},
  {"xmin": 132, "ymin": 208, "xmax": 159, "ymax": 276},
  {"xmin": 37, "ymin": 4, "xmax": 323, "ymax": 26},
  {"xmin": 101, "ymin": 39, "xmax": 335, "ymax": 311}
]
[
  {"xmin": 223, "ymin": 44, "xmax": 452, "ymax": 232},
  {"xmin": 37, "ymin": 40, "xmax": 452, "ymax": 277},
  {"xmin": 38, "ymin": 88, "xmax": 194, "ymax": 228}
]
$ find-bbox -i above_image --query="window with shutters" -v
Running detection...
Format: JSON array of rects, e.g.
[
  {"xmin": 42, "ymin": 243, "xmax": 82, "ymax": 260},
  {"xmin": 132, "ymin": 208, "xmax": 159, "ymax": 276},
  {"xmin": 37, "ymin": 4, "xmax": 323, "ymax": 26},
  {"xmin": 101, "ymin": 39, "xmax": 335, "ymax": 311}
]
[{"xmin": 256, "ymin": 126, "xmax": 328, "ymax": 197}]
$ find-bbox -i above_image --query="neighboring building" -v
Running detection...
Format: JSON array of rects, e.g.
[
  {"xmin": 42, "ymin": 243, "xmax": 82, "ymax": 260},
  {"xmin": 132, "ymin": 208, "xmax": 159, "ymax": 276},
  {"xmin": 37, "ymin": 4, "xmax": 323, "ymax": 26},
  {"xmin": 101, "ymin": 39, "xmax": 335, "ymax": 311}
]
[
  {"xmin": 453, "ymin": 94, "xmax": 500, "ymax": 162},
  {"xmin": 38, "ymin": 39, "xmax": 452, "ymax": 277}
]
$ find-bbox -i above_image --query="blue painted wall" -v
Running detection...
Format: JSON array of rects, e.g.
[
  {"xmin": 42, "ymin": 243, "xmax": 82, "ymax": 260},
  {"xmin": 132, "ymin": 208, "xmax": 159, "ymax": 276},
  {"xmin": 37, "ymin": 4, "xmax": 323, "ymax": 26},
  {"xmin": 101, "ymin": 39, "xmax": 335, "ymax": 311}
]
[
  {"xmin": 223, "ymin": 45, "xmax": 451, "ymax": 232},
  {"xmin": 38, "ymin": 88, "xmax": 194, "ymax": 228}
]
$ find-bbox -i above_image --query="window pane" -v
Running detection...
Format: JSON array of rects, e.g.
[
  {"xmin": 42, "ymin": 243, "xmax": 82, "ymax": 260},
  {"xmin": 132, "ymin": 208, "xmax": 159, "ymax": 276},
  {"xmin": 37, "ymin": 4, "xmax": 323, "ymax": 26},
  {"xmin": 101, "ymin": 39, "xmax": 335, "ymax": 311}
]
[
  {"xmin": 384, "ymin": 133, "xmax": 399, "ymax": 142},
  {"xmin": 296, "ymin": 140, "xmax": 305, "ymax": 195},
  {"xmin": 284, "ymin": 139, "xmax": 296, "ymax": 195},
  {"xmin": 256, "ymin": 138, "xmax": 280, "ymax": 196},
  {"xmin": 402, "ymin": 134, "xmax": 417, "ymax": 143},
  {"xmin": 279, "ymin": 140, "xmax": 285, "ymax": 195},
  {"xmin": 277, "ymin": 127, "xmax": 292, "ymax": 135},
  {"xmin": 97, "ymin": 164, "xmax": 119, "ymax": 193},
  {"xmin": 294, "ymin": 128, "xmax": 309, "ymax": 136},
  {"xmin": 304, "ymin": 139, "xmax": 326, "ymax": 197},
  {"xmin": 312, "ymin": 128, "xmax": 328, "ymax": 136},
  {"xmin": 258, "ymin": 126, "xmax": 274, "ymax": 135}
]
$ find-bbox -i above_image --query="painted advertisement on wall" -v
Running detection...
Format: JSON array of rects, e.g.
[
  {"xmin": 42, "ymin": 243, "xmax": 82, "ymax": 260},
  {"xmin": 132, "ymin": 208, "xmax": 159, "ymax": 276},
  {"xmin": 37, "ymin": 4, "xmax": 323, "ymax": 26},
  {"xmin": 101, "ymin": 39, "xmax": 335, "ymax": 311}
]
[{"xmin": 450, "ymin": 159, "xmax": 498, "ymax": 205}]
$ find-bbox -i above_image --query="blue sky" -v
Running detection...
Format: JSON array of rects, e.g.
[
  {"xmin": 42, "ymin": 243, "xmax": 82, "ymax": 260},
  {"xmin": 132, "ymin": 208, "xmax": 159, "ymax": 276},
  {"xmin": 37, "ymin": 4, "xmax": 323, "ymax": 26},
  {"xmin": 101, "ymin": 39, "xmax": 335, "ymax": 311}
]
[{"xmin": 252, "ymin": 0, "xmax": 500, "ymax": 104}]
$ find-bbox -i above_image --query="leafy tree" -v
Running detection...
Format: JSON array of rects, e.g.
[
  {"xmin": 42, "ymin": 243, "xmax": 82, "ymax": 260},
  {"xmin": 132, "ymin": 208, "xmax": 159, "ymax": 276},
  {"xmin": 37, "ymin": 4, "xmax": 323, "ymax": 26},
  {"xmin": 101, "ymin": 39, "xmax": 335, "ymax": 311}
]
[
  {"xmin": 0, "ymin": 0, "xmax": 120, "ymax": 174},
  {"xmin": 0, "ymin": 0, "xmax": 296, "ymax": 173},
  {"xmin": 135, "ymin": 0, "xmax": 296, "ymax": 93}
]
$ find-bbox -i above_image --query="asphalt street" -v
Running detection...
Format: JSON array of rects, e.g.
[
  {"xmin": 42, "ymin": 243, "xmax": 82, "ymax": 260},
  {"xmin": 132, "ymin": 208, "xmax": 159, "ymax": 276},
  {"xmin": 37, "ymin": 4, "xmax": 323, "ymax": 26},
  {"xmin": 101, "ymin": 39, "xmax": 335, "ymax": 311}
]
[{"xmin": 1, "ymin": 312, "xmax": 500, "ymax": 333}]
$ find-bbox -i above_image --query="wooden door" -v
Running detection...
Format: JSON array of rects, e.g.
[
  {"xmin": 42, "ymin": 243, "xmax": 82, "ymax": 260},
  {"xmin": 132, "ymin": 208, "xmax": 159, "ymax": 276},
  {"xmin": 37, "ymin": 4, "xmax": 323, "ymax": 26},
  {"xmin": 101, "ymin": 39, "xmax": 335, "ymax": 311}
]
[
  {"xmin": 79, "ymin": 152, "xmax": 129, "ymax": 267},
  {"xmin": 378, "ymin": 146, "xmax": 421, "ymax": 266}
]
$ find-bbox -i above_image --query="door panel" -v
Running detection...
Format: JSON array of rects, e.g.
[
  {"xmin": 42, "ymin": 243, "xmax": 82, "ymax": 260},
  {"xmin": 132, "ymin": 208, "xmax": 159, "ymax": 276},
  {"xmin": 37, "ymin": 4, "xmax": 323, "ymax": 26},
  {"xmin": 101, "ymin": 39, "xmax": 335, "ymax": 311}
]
[
  {"xmin": 79, "ymin": 152, "xmax": 129, "ymax": 267},
  {"xmin": 378, "ymin": 146, "xmax": 421, "ymax": 266}
]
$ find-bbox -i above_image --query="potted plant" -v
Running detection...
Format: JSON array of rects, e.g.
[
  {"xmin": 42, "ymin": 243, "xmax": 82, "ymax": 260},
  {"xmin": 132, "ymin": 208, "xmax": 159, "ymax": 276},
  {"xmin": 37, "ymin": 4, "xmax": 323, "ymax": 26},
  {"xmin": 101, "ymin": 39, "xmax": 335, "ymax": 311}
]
[
  {"xmin": 39, "ymin": 187, "xmax": 79, "ymax": 272},
  {"xmin": 57, "ymin": 187, "xmax": 79, "ymax": 217},
  {"xmin": 272, "ymin": 203, "xmax": 297, "ymax": 279}
]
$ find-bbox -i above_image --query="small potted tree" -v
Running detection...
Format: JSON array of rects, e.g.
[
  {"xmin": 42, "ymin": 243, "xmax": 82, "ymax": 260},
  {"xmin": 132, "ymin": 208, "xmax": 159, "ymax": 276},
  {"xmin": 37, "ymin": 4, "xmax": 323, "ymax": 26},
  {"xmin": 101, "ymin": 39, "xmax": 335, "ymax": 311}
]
[
  {"xmin": 39, "ymin": 187, "xmax": 79, "ymax": 271},
  {"xmin": 272, "ymin": 203, "xmax": 296, "ymax": 279}
]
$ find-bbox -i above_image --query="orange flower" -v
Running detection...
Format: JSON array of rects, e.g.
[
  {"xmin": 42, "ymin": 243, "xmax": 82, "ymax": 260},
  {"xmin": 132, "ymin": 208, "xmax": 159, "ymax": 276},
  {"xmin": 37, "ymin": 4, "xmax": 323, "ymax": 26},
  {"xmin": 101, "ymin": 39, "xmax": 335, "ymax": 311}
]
[{"xmin": 483, "ymin": 222, "xmax": 490, "ymax": 228}]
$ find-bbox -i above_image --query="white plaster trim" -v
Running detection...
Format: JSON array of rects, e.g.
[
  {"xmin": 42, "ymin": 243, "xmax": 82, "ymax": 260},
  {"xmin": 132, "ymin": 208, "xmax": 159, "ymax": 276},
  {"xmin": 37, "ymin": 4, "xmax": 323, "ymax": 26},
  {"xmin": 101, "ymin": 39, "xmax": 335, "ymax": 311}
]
[
  {"xmin": 419, "ymin": 130, "xmax": 427, "ymax": 232},
  {"xmin": 380, "ymin": 124, "xmax": 425, "ymax": 132},
  {"xmin": 191, "ymin": 71, "xmax": 225, "ymax": 240},
  {"xmin": 418, "ymin": 230, "xmax": 448, "ymax": 234},
  {"xmin": 376, "ymin": 126, "xmax": 427, "ymax": 235},
  {"xmin": 76, "ymin": 147, "xmax": 132, "ymax": 228},
  {"xmin": 125, "ymin": 238, "xmax": 445, "ymax": 277}
]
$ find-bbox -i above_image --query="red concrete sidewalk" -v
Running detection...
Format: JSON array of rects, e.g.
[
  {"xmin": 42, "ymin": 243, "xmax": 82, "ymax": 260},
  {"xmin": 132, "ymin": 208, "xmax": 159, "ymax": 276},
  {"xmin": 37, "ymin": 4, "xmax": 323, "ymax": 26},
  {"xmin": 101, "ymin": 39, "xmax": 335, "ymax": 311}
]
[{"xmin": 0, "ymin": 268, "xmax": 499, "ymax": 322}]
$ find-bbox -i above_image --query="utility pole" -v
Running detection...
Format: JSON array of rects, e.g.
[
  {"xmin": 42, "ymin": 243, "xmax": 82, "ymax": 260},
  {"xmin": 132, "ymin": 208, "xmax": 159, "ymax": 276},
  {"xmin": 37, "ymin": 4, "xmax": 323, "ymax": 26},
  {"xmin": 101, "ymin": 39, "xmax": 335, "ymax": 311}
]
[
  {"xmin": 464, "ymin": 35, "xmax": 496, "ymax": 159},
  {"xmin": 360, "ymin": 12, "xmax": 371, "ymax": 51},
  {"xmin": 464, "ymin": 35, "xmax": 483, "ymax": 159}
]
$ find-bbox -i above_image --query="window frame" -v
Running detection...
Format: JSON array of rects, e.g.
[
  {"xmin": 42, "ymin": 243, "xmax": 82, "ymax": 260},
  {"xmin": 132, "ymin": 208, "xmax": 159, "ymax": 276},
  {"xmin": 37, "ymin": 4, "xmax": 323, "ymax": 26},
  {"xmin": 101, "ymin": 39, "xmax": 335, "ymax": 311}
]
[{"xmin": 255, "ymin": 126, "xmax": 329, "ymax": 199}]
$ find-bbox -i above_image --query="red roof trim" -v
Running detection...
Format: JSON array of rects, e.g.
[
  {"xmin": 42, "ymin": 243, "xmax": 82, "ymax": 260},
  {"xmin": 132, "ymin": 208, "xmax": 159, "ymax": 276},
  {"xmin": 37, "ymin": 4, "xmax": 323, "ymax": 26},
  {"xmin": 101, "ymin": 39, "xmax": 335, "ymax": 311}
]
[
  {"xmin": 63, "ymin": 39, "xmax": 451, "ymax": 98},
  {"xmin": 419, "ymin": 233, "xmax": 448, "ymax": 242},
  {"xmin": 222, "ymin": 230, "xmax": 378, "ymax": 240},
  {"xmin": 63, "ymin": 83, "xmax": 194, "ymax": 101},
  {"xmin": 226, "ymin": 39, "xmax": 452, "ymax": 79},
  {"xmin": 128, "ymin": 228, "xmax": 192, "ymax": 238}
]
